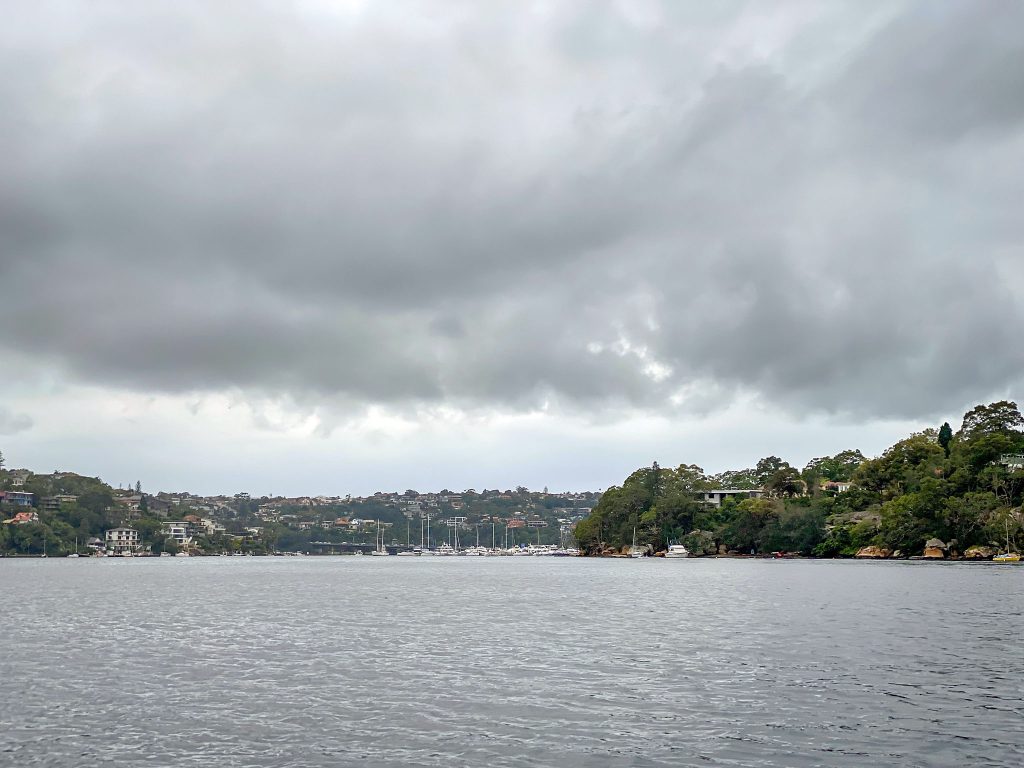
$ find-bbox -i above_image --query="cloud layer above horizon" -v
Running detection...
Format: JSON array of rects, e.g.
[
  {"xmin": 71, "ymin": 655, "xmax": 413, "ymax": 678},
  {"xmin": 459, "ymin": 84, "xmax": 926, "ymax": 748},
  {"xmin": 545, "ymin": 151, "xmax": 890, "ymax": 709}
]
[{"xmin": 2, "ymin": 1, "xmax": 1024, "ymax": 491}]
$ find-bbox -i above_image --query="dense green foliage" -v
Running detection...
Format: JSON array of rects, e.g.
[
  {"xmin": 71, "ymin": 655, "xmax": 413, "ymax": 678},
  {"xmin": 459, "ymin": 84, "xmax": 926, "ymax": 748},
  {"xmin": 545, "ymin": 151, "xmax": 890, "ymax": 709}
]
[{"xmin": 576, "ymin": 401, "xmax": 1024, "ymax": 557}]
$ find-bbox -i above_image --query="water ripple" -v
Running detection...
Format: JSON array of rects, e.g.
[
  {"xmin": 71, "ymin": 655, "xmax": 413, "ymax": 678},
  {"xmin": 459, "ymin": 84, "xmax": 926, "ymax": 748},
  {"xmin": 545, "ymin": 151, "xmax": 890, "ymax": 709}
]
[{"xmin": 0, "ymin": 558, "xmax": 1021, "ymax": 767}]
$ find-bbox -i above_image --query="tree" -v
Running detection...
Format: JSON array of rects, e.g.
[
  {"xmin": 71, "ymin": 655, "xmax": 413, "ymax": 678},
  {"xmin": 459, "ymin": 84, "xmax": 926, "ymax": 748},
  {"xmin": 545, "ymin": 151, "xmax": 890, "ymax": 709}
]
[
  {"xmin": 938, "ymin": 422, "xmax": 953, "ymax": 456},
  {"xmin": 755, "ymin": 457, "xmax": 788, "ymax": 486},
  {"xmin": 711, "ymin": 468, "xmax": 760, "ymax": 489},
  {"xmin": 720, "ymin": 498, "xmax": 778, "ymax": 553},
  {"xmin": 853, "ymin": 434, "xmax": 944, "ymax": 497},
  {"xmin": 879, "ymin": 494, "xmax": 931, "ymax": 553},
  {"xmin": 766, "ymin": 466, "xmax": 804, "ymax": 498},
  {"xmin": 957, "ymin": 401, "xmax": 1024, "ymax": 441},
  {"xmin": 942, "ymin": 492, "xmax": 998, "ymax": 550},
  {"xmin": 760, "ymin": 503, "xmax": 826, "ymax": 554},
  {"xmin": 804, "ymin": 450, "xmax": 867, "ymax": 482}
]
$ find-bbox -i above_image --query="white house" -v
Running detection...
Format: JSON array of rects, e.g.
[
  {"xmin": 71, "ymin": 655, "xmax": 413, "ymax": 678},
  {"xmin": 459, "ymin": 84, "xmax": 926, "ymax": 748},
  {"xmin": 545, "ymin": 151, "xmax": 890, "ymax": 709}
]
[
  {"xmin": 161, "ymin": 521, "xmax": 194, "ymax": 547},
  {"xmin": 105, "ymin": 527, "xmax": 141, "ymax": 556}
]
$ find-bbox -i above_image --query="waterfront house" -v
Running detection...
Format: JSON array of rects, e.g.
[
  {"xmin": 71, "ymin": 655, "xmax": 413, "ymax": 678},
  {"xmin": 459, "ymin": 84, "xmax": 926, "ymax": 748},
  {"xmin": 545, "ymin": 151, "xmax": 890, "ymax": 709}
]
[
  {"xmin": 161, "ymin": 521, "xmax": 195, "ymax": 547},
  {"xmin": 105, "ymin": 527, "xmax": 141, "ymax": 556}
]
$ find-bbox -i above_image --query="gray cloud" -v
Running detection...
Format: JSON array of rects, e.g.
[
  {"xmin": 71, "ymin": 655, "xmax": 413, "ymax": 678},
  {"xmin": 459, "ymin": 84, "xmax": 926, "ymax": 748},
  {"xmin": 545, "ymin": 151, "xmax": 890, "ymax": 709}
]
[
  {"xmin": 0, "ymin": 407, "xmax": 33, "ymax": 435},
  {"xmin": 1, "ymin": 1, "xmax": 1022, "ymax": 422}
]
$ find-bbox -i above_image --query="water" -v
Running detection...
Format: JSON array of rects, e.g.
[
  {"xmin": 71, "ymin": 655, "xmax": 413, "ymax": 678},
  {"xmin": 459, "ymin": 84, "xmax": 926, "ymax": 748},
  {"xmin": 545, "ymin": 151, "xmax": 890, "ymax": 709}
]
[{"xmin": 1, "ymin": 558, "xmax": 1021, "ymax": 767}]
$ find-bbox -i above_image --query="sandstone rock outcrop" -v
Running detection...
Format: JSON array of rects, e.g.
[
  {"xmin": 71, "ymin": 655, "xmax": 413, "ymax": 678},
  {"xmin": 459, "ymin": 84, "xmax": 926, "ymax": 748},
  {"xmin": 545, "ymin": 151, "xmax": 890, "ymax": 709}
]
[
  {"xmin": 922, "ymin": 538, "xmax": 947, "ymax": 559},
  {"xmin": 855, "ymin": 545, "xmax": 891, "ymax": 559},
  {"xmin": 963, "ymin": 545, "xmax": 997, "ymax": 560}
]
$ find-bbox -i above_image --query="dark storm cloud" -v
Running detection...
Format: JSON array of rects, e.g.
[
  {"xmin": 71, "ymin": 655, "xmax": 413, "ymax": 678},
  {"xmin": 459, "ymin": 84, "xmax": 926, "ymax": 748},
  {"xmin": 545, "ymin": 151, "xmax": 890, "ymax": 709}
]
[{"xmin": 1, "ymin": 1, "xmax": 1022, "ymax": 419}]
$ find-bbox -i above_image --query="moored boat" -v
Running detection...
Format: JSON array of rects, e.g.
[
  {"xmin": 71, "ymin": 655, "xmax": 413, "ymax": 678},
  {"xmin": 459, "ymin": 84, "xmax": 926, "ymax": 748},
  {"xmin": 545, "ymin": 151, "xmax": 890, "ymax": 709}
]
[{"xmin": 993, "ymin": 520, "xmax": 1020, "ymax": 562}]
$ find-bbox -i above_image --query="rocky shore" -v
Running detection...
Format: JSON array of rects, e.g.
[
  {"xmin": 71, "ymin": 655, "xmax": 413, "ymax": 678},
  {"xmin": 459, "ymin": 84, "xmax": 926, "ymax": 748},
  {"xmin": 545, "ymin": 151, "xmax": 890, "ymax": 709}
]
[{"xmin": 584, "ymin": 538, "xmax": 1015, "ymax": 561}]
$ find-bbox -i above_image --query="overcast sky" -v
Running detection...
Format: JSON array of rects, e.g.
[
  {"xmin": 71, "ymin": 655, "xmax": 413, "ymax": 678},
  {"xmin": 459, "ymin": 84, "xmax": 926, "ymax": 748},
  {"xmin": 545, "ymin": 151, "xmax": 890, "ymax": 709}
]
[{"xmin": 2, "ymin": 1, "xmax": 1022, "ymax": 496}]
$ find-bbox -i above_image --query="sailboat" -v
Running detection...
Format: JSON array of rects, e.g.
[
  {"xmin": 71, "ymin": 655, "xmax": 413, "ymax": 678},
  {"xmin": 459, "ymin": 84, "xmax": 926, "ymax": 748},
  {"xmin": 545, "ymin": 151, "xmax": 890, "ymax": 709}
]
[
  {"xmin": 420, "ymin": 514, "xmax": 436, "ymax": 555},
  {"xmin": 993, "ymin": 519, "xmax": 1020, "ymax": 562},
  {"xmin": 629, "ymin": 527, "xmax": 645, "ymax": 558},
  {"xmin": 397, "ymin": 519, "xmax": 418, "ymax": 555},
  {"xmin": 371, "ymin": 520, "xmax": 389, "ymax": 556}
]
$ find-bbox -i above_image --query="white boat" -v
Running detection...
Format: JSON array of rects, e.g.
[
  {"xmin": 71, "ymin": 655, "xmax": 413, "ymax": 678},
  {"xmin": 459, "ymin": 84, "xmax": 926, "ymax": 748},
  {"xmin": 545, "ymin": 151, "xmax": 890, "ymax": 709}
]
[
  {"xmin": 396, "ymin": 549, "xmax": 418, "ymax": 557},
  {"xmin": 174, "ymin": 551, "xmax": 190, "ymax": 557},
  {"xmin": 665, "ymin": 544, "xmax": 691, "ymax": 558},
  {"xmin": 629, "ymin": 527, "xmax": 645, "ymax": 558},
  {"xmin": 436, "ymin": 543, "xmax": 455, "ymax": 556}
]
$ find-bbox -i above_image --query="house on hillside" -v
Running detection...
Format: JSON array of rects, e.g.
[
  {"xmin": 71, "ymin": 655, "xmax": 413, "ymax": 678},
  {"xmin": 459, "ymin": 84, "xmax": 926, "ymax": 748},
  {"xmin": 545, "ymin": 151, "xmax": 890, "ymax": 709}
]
[
  {"xmin": 701, "ymin": 489, "xmax": 765, "ymax": 507},
  {"xmin": 4, "ymin": 510, "xmax": 40, "ymax": 525},
  {"xmin": 40, "ymin": 494, "xmax": 78, "ymax": 513},
  {"xmin": 823, "ymin": 481, "xmax": 853, "ymax": 494},
  {"xmin": 0, "ymin": 491, "xmax": 35, "ymax": 507},
  {"xmin": 8, "ymin": 469, "xmax": 32, "ymax": 487}
]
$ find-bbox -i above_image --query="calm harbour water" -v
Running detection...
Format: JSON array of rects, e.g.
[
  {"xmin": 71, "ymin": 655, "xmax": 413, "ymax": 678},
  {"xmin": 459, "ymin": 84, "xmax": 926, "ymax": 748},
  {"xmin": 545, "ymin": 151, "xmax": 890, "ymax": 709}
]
[{"xmin": 1, "ymin": 557, "xmax": 1021, "ymax": 767}]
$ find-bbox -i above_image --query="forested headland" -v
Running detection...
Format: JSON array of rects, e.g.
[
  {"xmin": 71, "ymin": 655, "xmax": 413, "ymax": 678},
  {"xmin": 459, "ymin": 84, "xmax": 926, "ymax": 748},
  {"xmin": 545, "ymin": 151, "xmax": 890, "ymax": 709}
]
[{"xmin": 574, "ymin": 401, "xmax": 1024, "ymax": 559}]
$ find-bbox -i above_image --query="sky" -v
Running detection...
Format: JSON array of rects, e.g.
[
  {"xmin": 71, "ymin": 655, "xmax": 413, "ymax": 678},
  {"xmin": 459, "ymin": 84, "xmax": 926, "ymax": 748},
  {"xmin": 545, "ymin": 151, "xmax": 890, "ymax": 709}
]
[{"xmin": 2, "ymin": 1, "xmax": 1023, "ymax": 496}]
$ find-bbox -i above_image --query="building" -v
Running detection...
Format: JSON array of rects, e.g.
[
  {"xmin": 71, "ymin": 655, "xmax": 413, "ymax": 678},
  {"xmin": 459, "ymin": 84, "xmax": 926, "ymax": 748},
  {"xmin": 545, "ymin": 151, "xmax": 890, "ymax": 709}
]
[
  {"xmin": 701, "ymin": 489, "xmax": 764, "ymax": 507},
  {"xmin": 105, "ymin": 527, "xmax": 141, "ymax": 556},
  {"xmin": 8, "ymin": 469, "xmax": 31, "ymax": 487},
  {"xmin": 4, "ymin": 510, "xmax": 40, "ymax": 525},
  {"xmin": 823, "ymin": 481, "xmax": 853, "ymax": 494},
  {"xmin": 0, "ymin": 491, "xmax": 34, "ymax": 507},
  {"xmin": 200, "ymin": 518, "xmax": 225, "ymax": 536},
  {"xmin": 161, "ymin": 521, "xmax": 194, "ymax": 547},
  {"xmin": 40, "ymin": 494, "xmax": 77, "ymax": 513}
]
